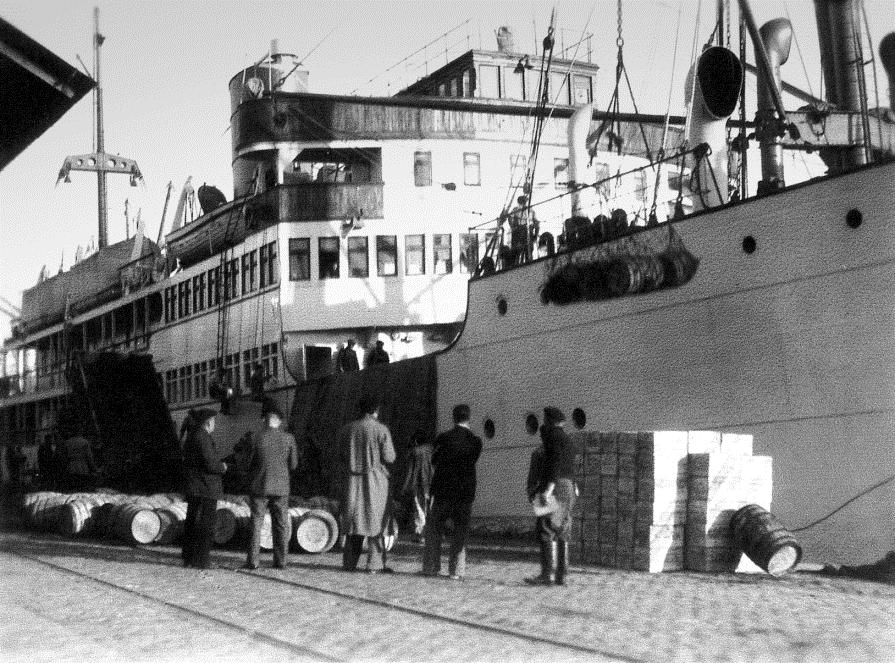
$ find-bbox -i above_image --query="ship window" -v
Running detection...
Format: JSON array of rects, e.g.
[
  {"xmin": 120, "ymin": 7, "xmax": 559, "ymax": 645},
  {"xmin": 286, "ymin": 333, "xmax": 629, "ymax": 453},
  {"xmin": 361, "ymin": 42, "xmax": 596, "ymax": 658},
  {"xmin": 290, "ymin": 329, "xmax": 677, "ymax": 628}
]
[
  {"xmin": 192, "ymin": 273, "xmax": 206, "ymax": 312},
  {"xmin": 261, "ymin": 342, "xmax": 279, "ymax": 379},
  {"xmin": 207, "ymin": 266, "xmax": 221, "ymax": 307},
  {"xmin": 525, "ymin": 413, "xmax": 539, "ymax": 435},
  {"xmin": 554, "ymin": 158, "xmax": 569, "ymax": 189},
  {"xmin": 177, "ymin": 280, "xmax": 191, "ymax": 318},
  {"xmin": 319, "ymin": 237, "xmax": 340, "ymax": 279},
  {"xmin": 462, "ymin": 69, "xmax": 472, "ymax": 97},
  {"xmin": 414, "ymin": 151, "xmax": 432, "ymax": 187},
  {"xmin": 463, "ymin": 153, "xmax": 480, "ymax": 186},
  {"xmin": 484, "ymin": 418, "xmax": 495, "ymax": 439},
  {"xmin": 179, "ymin": 365, "xmax": 193, "ymax": 402},
  {"xmin": 260, "ymin": 240, "xmax": 278, "ymax": 287},
  {"xmin": 572, "ymin": 408, "xmax": 586, "ymax": 429},
  {"xmin": 405, "ymin": 234, "xmax": 425, "ymax": 275},
  {"xmin": 377, "ymin": 235, "xmax": 397, "ymax": 277},
  {"xmin": 242, "ymin": 250, "xmax": 258, "ymax": 293},
  {"xmin": 434, "ymin": 234, "xmax": 452, "ymax": 274},
  {"xmin": 459, "ymin": 234, "xmax": 479, "ymax": 274},
  {"xmin": 478, "ymin": 65, "xmax": 500, "ymax": 98},
  {"xmin": 292, "ymin": 148, "xmax": 376, "ymax": 184},
  {"xmin": 288, "ymin": 238, "xmax": 311, "ymax": 281},
  {"xmin": 549, "ymin": 72, "xmax": 569, "ymax": 104},
  {"xmin": 348, "ymin": 237, "xmax": 369, "ymax": 278},
  {"xmin": 504, "ymin": 67, "xmax": 524, "ymax": 100},
  {"xmin": 572, "ymin": 75, "xmax": 592, "ymax": 104},
  {"xmin": 438, "ymin": 83, "xmax": 446, "ymax": 97},
  {"xmin": 164, "ymin": 286, "xmax": 177, "ymax": 323},
  {"xmin": 450, "ymin": 78, "xmax": 458, "ymax": 97},
  {"xmin": 243, "ymin": 348, "xmax": 260, "ymax": 391},
  {"xmin": 194, "ymin": 361, "xmax": 208, "ymax": 398},
  {"xmin": 223, "ymin": 258, "xmax": 240, "ymax": 300}
]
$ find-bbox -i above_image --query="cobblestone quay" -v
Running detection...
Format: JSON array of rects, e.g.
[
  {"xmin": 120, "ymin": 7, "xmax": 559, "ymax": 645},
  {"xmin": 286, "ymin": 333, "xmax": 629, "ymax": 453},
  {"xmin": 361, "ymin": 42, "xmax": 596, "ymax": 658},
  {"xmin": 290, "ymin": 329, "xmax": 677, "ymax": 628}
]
[{"xmin": 1, "ymin": 529, "xmax": 893, "ymax": 662}]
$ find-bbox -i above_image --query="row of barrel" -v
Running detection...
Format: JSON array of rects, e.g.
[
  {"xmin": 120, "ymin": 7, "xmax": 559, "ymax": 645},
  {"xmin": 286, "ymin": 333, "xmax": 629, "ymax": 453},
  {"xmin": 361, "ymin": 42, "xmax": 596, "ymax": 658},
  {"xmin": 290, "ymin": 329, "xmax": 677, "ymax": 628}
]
[{"xmin": 20, "ymin": 491, "xmax": 341, "ymax": 554}]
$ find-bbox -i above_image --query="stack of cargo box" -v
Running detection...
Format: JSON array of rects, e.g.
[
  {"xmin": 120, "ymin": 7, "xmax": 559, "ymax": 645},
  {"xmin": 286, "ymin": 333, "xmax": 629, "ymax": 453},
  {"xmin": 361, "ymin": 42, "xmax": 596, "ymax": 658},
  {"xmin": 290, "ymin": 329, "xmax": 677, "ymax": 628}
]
[{"xmin": 570, "ymin": 430, "xmax": 772, "ymax": 573}]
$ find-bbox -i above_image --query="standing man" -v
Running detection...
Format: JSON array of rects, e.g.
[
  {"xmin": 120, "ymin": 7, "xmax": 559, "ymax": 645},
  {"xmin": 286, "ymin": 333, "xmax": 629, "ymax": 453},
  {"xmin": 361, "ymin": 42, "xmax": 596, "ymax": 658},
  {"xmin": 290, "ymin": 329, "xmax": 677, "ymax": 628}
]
[
  {"xmin": 60, "ymin": 430, "xmax": 97, "ymax": 492},
  {"xmin": 243, "ymin": 402, "xmax": 298, "ymax": 570},
  {"xmin": 181, "ymin": 409, "xmax": 226, "ymax": 570},
  {"xmin": 422, "ymin": 404, "xmax": 482, "ymax": 580},
  {"xmin": 338, "ymin": 339, "xmax": 360, "ymax": 372},
  {"xmin": 339, "ymin": 395, "xmax": 396, "ymax": 572},
  {"xmin": 366, "ymin": 340, "xmax": 390, "ymax": 366},
  {"xmin": 400, "ymin": 430, "xmax": 434, "ymax": 542},
  {"xmin": 525, "ymin": 407, "xmax": 577, "ymax": 586}
]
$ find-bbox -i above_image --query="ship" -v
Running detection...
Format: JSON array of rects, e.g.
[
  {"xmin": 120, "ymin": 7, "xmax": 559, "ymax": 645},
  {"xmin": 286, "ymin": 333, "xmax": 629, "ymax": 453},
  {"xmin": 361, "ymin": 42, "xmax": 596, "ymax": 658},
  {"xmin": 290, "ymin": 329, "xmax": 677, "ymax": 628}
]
[{"xmin": 3, "ymin": 1, "xmax": 894, "ymax": 566}]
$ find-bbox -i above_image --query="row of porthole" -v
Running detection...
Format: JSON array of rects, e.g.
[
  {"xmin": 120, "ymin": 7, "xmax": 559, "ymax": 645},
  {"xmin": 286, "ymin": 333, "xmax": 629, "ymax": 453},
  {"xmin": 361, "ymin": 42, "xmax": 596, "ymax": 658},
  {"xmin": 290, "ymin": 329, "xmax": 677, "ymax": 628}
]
[
  {"xmin": 480, "ymin": 408, "xmax": 588, "ymax": 440},
  {"xmin": 495, "ymin": 209, "xmax": 864, "ymax": 314}
]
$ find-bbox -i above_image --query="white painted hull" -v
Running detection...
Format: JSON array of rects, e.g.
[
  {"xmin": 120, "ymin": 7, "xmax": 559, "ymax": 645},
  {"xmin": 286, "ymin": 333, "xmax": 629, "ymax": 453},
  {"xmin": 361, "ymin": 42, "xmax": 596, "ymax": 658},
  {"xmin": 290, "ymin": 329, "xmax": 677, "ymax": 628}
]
[{"xmin": 437, "ymin": 161, "xmax": 895, "ymax": 565}]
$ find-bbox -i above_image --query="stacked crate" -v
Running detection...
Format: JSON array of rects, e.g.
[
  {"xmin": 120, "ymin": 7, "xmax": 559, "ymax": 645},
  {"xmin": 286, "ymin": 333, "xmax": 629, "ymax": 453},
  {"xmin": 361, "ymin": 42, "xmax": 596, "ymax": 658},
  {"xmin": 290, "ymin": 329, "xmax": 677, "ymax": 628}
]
[{"xmin": 570, "ymin": 430, "xmax": 772, "ymax": 573}]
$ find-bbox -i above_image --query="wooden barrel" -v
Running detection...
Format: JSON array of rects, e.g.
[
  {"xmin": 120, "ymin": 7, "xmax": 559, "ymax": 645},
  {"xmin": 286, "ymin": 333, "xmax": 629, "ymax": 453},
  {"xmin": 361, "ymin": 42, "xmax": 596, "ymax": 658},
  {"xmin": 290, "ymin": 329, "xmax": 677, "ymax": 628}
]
[
  {"xmin": 214, "ymin": 501, "xmax": 242, "ymax": 545},
  {"xmin": 605, "ymin": 257, "xmax": 643, "ymax": 297},
  {"xmin": 154, "ymin": 502, "xmax": 188, "ymax": 544},
  {"xmin": 730, "ymin": 504, "xmax": 802, "ymax": 577},
  {"xmin": 658, "ymin": 250, "xmax": 698, "ymax": 288},
  {"xmin": 293, "ymin": 508, "xmax": 338, "ymax": 554},
  {"xmin": 22, "ymin": 491, "xmax": 60, "ymax": 509},
  {"xmin": 29, "ymin": 494, "xmax": 76, "ymax": 530},
  {"xmin": 111, "ymin": 503, "xmax": 161, "ymax": 545},
  {"xmin": 58, "ymin": 496, "xmax": 108, "ymax": 536}
]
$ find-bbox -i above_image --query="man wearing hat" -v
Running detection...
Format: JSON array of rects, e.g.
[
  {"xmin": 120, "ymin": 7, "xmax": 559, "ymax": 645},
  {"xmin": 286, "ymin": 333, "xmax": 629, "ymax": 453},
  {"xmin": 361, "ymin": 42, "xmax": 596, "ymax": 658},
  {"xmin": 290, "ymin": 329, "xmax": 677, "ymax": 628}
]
[
  {"xmin": 509, "ymin": 195, "xmax": 538, "ymax": 265},
  {"xmin": 243, "ymin": 401, "xmax": 298, "ymax": 570},
  {"xmin": 182, "ymin": 408, "xmax": 227, "ymax": 569},
  {"xmin": 339, "ymin": 394, "xmax": 396, "ymax": 572},
  {"xmin": 525, "ymin": 406, "xmax": 577, "ymax": 585}
]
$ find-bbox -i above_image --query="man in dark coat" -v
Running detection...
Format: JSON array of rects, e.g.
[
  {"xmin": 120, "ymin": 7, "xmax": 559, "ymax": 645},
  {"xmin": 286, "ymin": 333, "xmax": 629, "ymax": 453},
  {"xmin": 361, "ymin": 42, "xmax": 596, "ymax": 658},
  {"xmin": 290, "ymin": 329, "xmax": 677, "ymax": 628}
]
[
  {"xmin": 400, "ymin": 430, "xmax": 434, "ymax": 541},
  {"xmin": 37, "ymin": 440, "xmax": 58, "ymax": 490},
  {"xmin": 243, "ymin": 402, "xmax": 298, "ymax": 570},
  {"xmin": 366, "ymin": 340, "xmax": 390, "ymax": 366},
  {"xmin": 60, "ymin": 432, "xmax": 97, "ymax": 492},
  {"xmin": 525, "ymin": 406, "xmax": 577, "ymax": 586},
  {"xmin": 181, "ymin": 409, "xmax": 227, "ymax": 570},
  {"xmin": 422, "ymin": 404, "xmax": 482, "ymax": 580},
  {"xmin": 338, "ymin": 339, "xmax": 360, "ymax": 372},
  {"xmin": 339, "ymin": 395, "xmax": 396, "ymax": 572}
]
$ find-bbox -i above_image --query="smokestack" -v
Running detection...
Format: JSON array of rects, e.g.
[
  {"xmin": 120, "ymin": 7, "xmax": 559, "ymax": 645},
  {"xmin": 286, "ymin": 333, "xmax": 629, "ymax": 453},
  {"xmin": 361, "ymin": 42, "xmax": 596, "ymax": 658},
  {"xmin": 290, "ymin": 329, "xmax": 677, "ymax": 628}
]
[
  {"xmin": 568, "ymin": 103, "xmax": 595, "ymax": 217},
  {"xmin": 685, "ymin": 46, "xmax": 742, "ymax": 210},
  {"xmin": 881, "ymin": 32, "xmax": 895, "ymax": 114},
  {"xmin": 757, "ymin": 19, "xmax": 792, "ymax": 188},
  {"xmin": 813, "ymin": 0, "xmax": 866, "ymax": 169}
]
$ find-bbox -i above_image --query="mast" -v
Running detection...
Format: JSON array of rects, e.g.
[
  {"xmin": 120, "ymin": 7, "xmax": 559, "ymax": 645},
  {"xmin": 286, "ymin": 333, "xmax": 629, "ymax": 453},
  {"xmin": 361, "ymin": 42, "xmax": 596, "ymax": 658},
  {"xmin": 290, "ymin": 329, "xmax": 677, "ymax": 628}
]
[{"xmin": 56, "ymin": 6, "xmax": 143, "ymax": 250}]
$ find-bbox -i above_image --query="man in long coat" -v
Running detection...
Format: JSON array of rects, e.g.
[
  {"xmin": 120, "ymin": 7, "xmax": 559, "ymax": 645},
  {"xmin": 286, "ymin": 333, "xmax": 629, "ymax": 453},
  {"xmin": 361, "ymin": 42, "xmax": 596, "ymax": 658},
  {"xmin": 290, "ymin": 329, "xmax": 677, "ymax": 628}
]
[
  {"xmin": 339, "ymin": 395, "xmax": 396, "ymax": 572},
  {"xmin": 181, "ymin": 409, "xmax": 227, "ymax": 570},
  {"xmin": 243, "ymin": 402, "xmax": 298, "ymax": 569}
]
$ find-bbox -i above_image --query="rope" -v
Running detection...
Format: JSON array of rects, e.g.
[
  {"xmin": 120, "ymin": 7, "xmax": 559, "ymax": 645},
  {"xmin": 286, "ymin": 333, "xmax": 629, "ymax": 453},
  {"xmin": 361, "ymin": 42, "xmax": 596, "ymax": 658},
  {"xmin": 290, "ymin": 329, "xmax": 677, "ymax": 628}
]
[{"xmin": 791, "ymin": 474, "xmax": 895, "ymax": 532}]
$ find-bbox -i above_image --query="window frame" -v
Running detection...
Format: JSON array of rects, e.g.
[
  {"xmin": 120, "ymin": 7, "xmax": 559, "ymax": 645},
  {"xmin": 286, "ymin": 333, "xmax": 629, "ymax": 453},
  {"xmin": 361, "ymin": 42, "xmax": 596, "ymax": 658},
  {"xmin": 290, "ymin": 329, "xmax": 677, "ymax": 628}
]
[
  {"xmin": 318, "ymin": 237, "xmax": 340, "ymax": 279},
  {"xmin": 414, "ymin": 151, "xmax": 432, "ymax": 187},
  {"xmin": 433, "ymin": 233, "xmax": 452, "ymax": 274},
  {"xmin": 405, "ymin": 234, "xmax": 426, "ymax": 276},
  {"xmin": 288, "ymin": 238, "xmax": 311, "ymax": 282},
  {"xmin": 463, "ymin": 152, "xmax": 481, "ymax": 186},
  {"xmin": 347, "ymin": 236, "xmax": 370, "ymax": 278},
  {"xmin": 376, "ymin": 235, "xmax": 398, "ymax": 277}
]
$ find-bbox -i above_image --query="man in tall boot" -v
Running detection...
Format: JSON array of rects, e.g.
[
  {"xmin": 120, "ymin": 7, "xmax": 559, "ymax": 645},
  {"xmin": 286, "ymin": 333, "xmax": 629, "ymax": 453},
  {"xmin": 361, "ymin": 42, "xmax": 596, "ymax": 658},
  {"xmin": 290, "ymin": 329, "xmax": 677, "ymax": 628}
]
[{"xmin": 525, "ymin": 406, "xmax": 577, "ymax": 586}]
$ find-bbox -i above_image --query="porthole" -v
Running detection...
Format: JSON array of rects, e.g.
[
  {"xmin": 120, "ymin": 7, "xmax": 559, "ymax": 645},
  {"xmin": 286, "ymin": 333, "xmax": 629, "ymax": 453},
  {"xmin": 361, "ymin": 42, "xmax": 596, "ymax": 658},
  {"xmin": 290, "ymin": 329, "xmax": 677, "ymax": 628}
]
[
  {"xmin": 484, "ymin": 418, "xmax": 496, "ymax": 439},
  {"xmin": 525, "ymin": 413, "xmax": 539, "ymax": 434},
  {"xmin": 846, "ymin": 209, "xmax": 862, "ymax": 229},
  {"xmin": 742, "ymin": 236, "xmax": 757, "ymax": 254},
  {"xmin": 497, "ymin": 297, "xmax": 508, "ymax": 316},
  {"xmin": 572, "ymin": 408, "xmax": 586, "ymax": 429}
]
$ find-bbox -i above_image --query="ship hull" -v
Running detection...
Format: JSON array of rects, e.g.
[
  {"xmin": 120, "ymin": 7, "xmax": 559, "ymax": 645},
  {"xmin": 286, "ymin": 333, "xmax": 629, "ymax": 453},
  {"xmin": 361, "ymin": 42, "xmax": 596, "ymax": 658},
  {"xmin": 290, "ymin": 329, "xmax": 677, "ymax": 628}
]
[{"xmin": 438, "ymin": 161, "xmax": 895, "ymax": 565}]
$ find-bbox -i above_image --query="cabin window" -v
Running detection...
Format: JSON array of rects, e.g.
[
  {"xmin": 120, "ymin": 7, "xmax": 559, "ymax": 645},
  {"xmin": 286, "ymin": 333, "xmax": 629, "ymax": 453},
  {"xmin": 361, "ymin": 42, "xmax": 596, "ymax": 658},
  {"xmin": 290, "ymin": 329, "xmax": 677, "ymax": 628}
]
[
  {"xmin": 164, "ymin": 286, "xmax": 177, "ymax": 323},
  {"xmin": 177, "ymin": 280, "xmax": 191, "ymax": 318},
  {"xmin": 292, "ymin": 148, "xmax": 376, "ymax": 184},
  {"xmin": 459, "ymin": 234, "xmax": 479, "ymax": 274},
  {"xmin": 549, "ymin": 72, "xmax": 569, "ymax": 104},
  {"xmin": 376, "ymin": 235, "xmax": 397, "ymax": 277},
  {"xmin": 572, "ymin": 75, "xmax": 592, "ymax": 104},
  {"xmin": 348, "ymin": 237, "xmax": 369, "ymax": 278},
  {"xmin": 165, "ymin": 369, "xmax": 177, "ymax": 403},
  {"xmin": 179, "ymin": 365, "xmax": 193, "ymax": 402},
  {"xmin": 207, "ymin": 266, "xmax": 221, "ymax": 307},
  {"xmin": 450, "ymin": 78, "xmax": 458, "ymax": 97},
  {"xmin": 405, "ymin": 234, "xmax": 425, "ymax": 275},
  {"xmin": 438, "ymin": 83, "xmax": 446, "ymax": 97},
  {"xmin": 319, "ymin": 237, "xmax": 340, "ymax": 279},
  {"xmin": 462, "ymin": 69, "xmax": 472, "ymax": 97},
  {"xmin": 434, "ymin": 234, "xmax": 452, "ymax": 274},
  {"xmin": 261, "ymin": 342, "xmax": 279, "ymax": 380},
  {"xmin": 414, "ymin": 151, "xmax": 432, "ymax": 187},
  {"xmin": 192, "ymin": 273, "xmax": 206, "ymax": 312},
  {"xmin": 223, "ymin": 258, "xmax": 240, "ymax": 300},
  {"xmin": 243, "ymin": 348, "xmax": 260, "ymax": 391},
  {"xmin": 504, "ymin": 67, "xmax": 524, "ymax": 100},
  {"xmin": 147, "ymin": 292, "xmax": 163, "ymax": 325},
  {"xmin": 464, "ymin": 153, "xmax": 480, "ymax": 186},
  {"xmin": 289, "ymin": 238, "xmax": 311, "ymax": 281},
  {"xmin": 259, "ymin": 241, "xmax": 278, "ymax": 287},
  {"xmin": 194, "ymin": 361, "xmax": 208, "ymax": 398},
  {"xmin": 478, "ymin": 64, "xmax": 500, "ymax": 98},
  {"xmin": 554, "ymin": 158, "xmax": 569, "ymax": 189},
  {"xmin": 242, "ymin": 250, "xmax": 258, "ymax": 293}
]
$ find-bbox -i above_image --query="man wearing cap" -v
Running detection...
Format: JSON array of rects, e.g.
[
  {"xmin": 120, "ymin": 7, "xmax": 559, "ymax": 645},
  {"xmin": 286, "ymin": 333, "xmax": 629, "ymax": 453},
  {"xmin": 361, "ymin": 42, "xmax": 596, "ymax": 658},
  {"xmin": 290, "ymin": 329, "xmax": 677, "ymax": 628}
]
[
  {"xmin": 182, "ymin": 408, "xmax": 227, "ymax": 570},
  {"xmin": 367, "ymin": 340, "xmax": 390, "ymax": 367},
  {"xmin": 525, "ymin": 406, "xmax": 577, "ymax": 585},
  {"xmin": 243, "ymin": 402, "xmax": 298, "ymax": 570},
  {"xmin": 339, "ymin": 395, "xmax": 396, "ymax": 572}
]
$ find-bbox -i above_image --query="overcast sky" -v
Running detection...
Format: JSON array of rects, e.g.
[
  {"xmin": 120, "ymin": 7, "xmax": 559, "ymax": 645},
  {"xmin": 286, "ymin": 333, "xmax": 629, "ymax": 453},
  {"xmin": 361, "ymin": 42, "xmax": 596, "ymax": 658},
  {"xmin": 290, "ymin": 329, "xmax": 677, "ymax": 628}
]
[{"xmin": 1, "ymin": 0, "xmax": 891, "ymax": 342}]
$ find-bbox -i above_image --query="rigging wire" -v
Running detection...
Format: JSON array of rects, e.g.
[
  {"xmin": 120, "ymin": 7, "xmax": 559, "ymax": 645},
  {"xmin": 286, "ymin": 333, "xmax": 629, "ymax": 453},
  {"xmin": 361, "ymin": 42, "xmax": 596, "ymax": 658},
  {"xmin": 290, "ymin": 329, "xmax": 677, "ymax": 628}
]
[
  {"xmin": 791, "ymin": 473, "xmax": 895, "ymax": 532},
  {"xmin": 782, "ymin": 0, "xmax": 816, "ymax": 100},
  {"xmin": 860, "ymin": 0, "xmax": 885, "ymax": 151},
  {"xmin": 682, "ymin": 0, "xmax": 705, "ymax": 144}
]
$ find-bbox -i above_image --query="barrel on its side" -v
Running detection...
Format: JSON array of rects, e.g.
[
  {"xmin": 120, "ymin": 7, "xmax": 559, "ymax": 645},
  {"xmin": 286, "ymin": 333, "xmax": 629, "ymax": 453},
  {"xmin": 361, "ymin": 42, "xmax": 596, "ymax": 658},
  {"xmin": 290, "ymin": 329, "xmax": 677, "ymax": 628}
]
[
  {"xmin": 293, "ymin": 508, "xmax": 338, "ymax": 554},
  {"xmin": 154, "ymin": 502, "xmax": 188, "ymax": 544},
  {"xmin": 111, "ymin": 503, "xmax": 161, "ymax": 545},
  {"xmin": 730, "ymin": 504, "xmax": 802, "ymax": 577}
]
